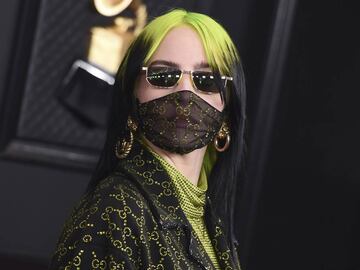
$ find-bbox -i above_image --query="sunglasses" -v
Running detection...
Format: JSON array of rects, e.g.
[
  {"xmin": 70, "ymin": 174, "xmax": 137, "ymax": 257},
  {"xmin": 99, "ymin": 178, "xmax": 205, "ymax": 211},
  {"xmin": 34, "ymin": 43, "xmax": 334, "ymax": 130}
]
[{"xmin": 141, "ymin": 66, "xmax": 233, "ymax": 94}]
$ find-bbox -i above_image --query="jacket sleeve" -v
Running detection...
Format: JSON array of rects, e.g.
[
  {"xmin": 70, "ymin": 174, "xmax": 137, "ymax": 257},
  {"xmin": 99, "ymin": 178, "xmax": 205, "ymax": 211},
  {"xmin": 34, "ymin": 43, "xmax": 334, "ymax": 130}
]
[
  {"xmin": 48, "ymin": 242, "xmax": 137, "ymax": 270},
  {"xmin": 48, "ymin": 176, "xmax": 146, "ymax": 269}
]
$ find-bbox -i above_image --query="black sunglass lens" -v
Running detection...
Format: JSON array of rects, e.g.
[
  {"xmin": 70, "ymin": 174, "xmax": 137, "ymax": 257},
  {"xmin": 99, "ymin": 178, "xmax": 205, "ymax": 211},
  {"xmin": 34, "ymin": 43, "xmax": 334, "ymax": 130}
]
[
  {"xmin": 147, "ymin": 67, "xmax": 181, "ymax": 88},
  {"xmin": 192, "ymin": 72, "xmax": 219, "ymax": 93}
]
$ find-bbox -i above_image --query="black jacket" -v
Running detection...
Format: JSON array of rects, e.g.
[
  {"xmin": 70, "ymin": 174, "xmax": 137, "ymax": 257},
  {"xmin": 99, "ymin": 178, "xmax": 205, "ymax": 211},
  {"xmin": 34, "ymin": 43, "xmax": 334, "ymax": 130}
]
[{"xmin": 49, "ymin": 140, "xmax": 241, "ymax": 269}]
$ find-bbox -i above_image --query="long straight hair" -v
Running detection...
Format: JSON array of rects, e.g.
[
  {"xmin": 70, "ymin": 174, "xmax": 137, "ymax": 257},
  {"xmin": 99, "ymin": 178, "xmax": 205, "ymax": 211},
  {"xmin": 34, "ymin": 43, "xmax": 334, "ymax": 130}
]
[{"xmin": 87, "ymin": 8, "xmax": 247, "ymax": 245}]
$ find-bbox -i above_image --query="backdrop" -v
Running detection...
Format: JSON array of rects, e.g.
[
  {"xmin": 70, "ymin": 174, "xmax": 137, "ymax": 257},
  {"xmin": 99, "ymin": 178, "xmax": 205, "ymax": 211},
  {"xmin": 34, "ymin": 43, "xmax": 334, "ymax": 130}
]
[{"xmin": 0, "ymin": 1, "xmax": 359, "ymax": 269}]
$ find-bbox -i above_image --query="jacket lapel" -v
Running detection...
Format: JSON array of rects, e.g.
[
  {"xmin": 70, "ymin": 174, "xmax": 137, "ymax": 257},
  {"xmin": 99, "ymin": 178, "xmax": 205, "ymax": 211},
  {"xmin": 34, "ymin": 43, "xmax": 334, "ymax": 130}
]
[
  {"xmin": 116, "ymin": 140, "xmax": 187, "ymax": 226},
  {"xmin": 115, "ymin": 140, "xmax": 237, "ymax": 269}
]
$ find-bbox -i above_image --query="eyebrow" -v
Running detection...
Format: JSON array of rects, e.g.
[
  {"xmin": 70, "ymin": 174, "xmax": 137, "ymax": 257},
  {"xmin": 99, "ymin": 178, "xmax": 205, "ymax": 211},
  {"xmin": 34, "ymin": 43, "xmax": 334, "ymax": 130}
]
[
  {"xmin": 149, "ymin": 60, "xmax": 179, "ymax": 68},
  {"xmin": 149, "ymin": 60, "xmax": 210, "ymax": 69},
  {"xmin": 194, "ymin": 61, "xmax": 210, "ymax": 69}
]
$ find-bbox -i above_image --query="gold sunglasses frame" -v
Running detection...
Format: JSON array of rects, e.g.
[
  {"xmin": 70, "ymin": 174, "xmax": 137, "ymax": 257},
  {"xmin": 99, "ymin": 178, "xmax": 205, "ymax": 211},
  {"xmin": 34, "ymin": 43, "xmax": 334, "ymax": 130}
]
[{"xmin": 141, "ymin": 66, "xmax": 233, "ymax": 95}]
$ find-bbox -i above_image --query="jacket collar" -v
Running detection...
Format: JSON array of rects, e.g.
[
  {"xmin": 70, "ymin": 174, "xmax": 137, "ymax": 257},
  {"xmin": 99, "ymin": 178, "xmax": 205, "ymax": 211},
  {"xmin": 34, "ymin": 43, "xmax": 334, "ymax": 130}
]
[{"xmin": 115, "ymin": 139, "xmax": 240, "ymax": 269}]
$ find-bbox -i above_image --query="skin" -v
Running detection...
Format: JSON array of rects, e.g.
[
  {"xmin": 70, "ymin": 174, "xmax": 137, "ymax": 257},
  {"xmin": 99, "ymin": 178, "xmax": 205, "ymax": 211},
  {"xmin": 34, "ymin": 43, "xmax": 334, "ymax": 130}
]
[{"xmin": 134, "ymin": 26, "xmax": 224, "ymax": 186}]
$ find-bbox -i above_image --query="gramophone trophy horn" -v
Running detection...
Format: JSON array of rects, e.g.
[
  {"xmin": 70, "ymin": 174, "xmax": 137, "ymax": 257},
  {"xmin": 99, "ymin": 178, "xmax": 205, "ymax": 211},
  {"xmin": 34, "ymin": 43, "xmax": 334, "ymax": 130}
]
[{"xmin": 94, "ymin": 0, "xmax": 133, "ymax": 17}]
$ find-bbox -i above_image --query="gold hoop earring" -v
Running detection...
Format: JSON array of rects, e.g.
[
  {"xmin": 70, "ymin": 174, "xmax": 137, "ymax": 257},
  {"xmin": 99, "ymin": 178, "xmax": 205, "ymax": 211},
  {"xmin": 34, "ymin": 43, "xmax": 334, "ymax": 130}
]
[
  {"xmin": 214, "ymin": 122, "xmax": 230, "ymax": 152},
  {"xmin": 115, "ymin": 116, "xmax": 138, "ymax": 159}
]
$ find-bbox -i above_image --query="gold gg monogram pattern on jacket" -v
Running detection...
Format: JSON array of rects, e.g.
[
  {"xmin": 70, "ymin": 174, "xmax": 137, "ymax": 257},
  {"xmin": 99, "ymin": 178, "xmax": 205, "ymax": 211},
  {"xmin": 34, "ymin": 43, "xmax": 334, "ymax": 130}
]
[
  {"xmin": 49, "ymin": 140, "xmax": 241, "ymax": 269},
  {"xmin": 137, "ymin": 90, "xmax": 224, "ymax": 154},
  {"xmin": 144, "ymin": 143, "xmax": 221, "ymax": 269}
]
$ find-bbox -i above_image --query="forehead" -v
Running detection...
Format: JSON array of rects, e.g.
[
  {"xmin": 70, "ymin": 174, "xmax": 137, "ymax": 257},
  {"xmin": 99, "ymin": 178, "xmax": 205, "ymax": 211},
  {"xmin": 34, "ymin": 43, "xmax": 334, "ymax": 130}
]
[{"xmin": 148, "ymin": 26, "xmax": 208, "ymax": 68}]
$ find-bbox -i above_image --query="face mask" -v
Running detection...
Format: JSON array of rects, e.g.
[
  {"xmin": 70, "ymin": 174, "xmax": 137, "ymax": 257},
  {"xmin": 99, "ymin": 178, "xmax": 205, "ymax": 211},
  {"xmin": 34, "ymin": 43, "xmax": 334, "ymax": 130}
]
[{"xmin": 137, "ymin": 90, "xmax": 224, "ymax": 154}]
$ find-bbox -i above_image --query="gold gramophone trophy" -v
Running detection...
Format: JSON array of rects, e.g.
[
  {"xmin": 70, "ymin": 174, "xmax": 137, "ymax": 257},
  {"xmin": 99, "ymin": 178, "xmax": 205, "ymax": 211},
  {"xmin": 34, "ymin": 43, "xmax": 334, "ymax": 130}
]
[
  {"xmin": 88, "ymin": 0, "xmax": 147, "ymax": 74},
  {"xmin": 58, "ymin": 0, "xmax": 147, "ymax": 128}
]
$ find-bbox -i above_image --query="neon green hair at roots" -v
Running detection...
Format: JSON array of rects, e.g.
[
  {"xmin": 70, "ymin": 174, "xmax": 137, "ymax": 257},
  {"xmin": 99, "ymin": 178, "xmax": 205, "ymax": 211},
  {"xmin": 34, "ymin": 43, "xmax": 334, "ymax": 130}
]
[
  {"xmin": 129, "ymin": 9, "xmax": 240, "ymax": 179},
  {"xmin": 141, "ymin": 9, "xmax": 239, "ymax": 75}
]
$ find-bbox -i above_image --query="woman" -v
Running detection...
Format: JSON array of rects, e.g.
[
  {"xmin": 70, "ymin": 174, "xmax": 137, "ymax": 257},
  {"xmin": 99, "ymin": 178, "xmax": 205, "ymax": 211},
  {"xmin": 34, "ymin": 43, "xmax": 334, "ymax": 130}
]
[{"xmin": 49, "ymin": 8, "xmax": 246, "ymax": 270}]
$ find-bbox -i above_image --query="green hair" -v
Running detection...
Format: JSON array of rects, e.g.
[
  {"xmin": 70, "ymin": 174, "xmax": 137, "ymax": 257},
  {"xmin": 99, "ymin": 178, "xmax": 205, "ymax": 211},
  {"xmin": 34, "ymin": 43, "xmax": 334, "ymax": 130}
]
[
  {"xmin": 141, "ymin": 9, "xmax": 239, "ymax": 75},
  {"xmin": 120, "ymin": 9, "xmax": 240, "ymax": 77}
]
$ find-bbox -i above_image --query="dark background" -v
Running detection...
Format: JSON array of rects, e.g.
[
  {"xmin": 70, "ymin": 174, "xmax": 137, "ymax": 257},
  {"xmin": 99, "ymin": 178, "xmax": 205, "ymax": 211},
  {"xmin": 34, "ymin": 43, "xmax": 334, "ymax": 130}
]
[{"xmin": 1, "ymin": 0, "xmax": 359, "ymax": 269}]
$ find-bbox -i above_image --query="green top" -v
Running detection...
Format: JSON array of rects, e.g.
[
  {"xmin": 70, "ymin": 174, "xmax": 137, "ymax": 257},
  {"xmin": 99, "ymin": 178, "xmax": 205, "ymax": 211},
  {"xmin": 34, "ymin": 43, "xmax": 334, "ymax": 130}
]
[{"xmin": 142, "ymin": 141, "xmax": 221, "ymax": 269}]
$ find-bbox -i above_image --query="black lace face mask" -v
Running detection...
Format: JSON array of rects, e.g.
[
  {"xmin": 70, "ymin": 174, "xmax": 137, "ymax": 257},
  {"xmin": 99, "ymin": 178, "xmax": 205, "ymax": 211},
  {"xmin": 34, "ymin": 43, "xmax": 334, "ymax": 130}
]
[{"xmin": 137, "ymin": 90, "xmax": 224, "ymax": 154}]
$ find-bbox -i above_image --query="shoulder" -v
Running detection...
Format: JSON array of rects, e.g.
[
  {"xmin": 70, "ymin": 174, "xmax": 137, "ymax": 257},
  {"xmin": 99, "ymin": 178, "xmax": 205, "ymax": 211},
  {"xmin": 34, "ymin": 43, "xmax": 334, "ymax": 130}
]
[
  {"xmin": 91, "ymin": 172, "xmax": 148, "ymax": 212},
  {"xmin": 49, "ymin": 173, "xmax": 155, "ymax": 269},
  {"xmin": 64, "ymin": 172, "xmax": 154, "ymax": 239}
]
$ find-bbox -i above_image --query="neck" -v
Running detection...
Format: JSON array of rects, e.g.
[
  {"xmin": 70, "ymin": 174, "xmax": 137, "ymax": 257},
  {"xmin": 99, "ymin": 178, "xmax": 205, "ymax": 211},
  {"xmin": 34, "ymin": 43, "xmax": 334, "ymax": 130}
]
[{"xmin": 144, "ymin": 138, "xmax": 207, "ymax": 186}]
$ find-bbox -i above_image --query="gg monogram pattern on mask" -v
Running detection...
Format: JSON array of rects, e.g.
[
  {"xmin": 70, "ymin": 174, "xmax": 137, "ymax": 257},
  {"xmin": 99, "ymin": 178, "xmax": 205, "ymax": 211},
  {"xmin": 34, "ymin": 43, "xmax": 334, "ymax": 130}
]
[{"xmin": 137, "ymin": 90, "xmax": 224, "ymax": 154}]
